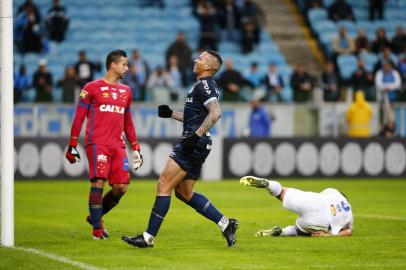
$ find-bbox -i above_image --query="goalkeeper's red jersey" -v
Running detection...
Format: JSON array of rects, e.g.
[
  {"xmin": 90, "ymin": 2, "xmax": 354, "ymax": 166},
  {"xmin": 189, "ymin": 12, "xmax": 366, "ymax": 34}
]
[{"xmin": 70, "ymin": 79, "xmax": 138, "ymax": 149}]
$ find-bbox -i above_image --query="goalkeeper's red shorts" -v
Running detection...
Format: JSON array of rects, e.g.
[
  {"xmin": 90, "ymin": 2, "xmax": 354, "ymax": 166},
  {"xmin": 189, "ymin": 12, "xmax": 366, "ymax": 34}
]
[{"xmin": 85, "ymin": 144, "xmax": 130, "ymax": 185}]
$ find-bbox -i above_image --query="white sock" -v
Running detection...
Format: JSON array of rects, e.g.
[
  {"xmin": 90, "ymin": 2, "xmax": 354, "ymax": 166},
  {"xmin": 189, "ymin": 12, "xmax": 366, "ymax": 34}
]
[
  {"xmin": 267, "ymin": 180, "xmax": 282, "ymax": 197},
  {"xmin": 281, "ymin": 226, "xmax": 298, "ymax": 236},
  {"xmin": 143, "ymin": 232, "xmax": 155, "ymax": 244},
  {"xmin": 217, "ymin": 216, "xmax": 229, "ymax": 232}
]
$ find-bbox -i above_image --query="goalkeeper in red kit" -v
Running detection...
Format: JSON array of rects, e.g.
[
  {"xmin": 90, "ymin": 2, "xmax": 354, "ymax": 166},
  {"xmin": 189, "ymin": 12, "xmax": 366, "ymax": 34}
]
[{"xmin": 65, "ymin": 49, "xmax": 143, "ymax": 240}]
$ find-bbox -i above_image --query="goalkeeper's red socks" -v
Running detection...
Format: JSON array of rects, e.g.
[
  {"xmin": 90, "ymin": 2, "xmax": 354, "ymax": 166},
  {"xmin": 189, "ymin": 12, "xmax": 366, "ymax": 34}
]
[{"xmin": 89, "ymin": 187, "xmax": 103, "ymax": 230}]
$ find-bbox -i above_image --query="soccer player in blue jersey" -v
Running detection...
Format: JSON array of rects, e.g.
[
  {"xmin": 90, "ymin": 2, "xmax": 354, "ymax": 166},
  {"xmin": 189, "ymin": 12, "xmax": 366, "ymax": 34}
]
[{"xmin": 122, "ymin": 50, "xmax": 238, "ymax": 248}]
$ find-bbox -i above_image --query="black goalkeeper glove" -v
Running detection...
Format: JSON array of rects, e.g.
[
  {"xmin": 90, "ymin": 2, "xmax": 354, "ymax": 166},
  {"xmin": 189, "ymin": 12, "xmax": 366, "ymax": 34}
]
[
  {"xmin": 66, "ymin": 145, "xmax": 81, "ymax": 164},
  {"xmin": 158, "ymin": 105, "xmax": 173, "ymax": 118},
  {"xmin": 181, "ymin": 133, "xmax": 200, "ymax": 154}
]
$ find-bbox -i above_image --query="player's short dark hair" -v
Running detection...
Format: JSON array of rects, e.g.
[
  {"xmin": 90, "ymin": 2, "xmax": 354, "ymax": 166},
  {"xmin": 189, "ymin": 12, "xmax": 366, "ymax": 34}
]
[
  {"xmin": 106, "ymin": 49, "xmax": 127, "ymax": 70},
  {"xmin": 206, "ymin": 50, "xmax": 223, "ymax": 74}
]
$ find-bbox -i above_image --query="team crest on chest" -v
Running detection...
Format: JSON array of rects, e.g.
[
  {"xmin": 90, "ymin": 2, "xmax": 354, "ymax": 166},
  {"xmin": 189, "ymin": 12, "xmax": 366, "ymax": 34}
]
[{"xmin": 112, "ymin": 92, "xmax": 118, "ymax": 100}]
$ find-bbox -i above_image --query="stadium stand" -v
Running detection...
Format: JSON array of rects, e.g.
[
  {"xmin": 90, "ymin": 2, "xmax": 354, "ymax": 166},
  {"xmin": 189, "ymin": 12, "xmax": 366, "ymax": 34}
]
[
  {"xmin": 301, "ymin": 0, "xmax": 406, "ymax": 92},
  {"xmin": 14, "ymin": 0, "xmax": 292, "ymax": 103}
]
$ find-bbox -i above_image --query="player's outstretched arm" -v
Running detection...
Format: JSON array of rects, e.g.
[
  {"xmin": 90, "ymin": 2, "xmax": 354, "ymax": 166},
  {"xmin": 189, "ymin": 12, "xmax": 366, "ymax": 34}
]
[
  {"xmin": 195, "ymin": 99, "xmax": 222, "ymax": 137},
  {"xmin": 158, "ymin": 105, "xmax": 183, "ymax": 122}
]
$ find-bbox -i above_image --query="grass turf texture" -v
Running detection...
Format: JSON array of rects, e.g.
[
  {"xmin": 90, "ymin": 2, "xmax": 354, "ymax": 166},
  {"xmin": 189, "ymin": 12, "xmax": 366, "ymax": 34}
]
[{"xmin": 1, "ymin": 179, "xmax": 406, "ymax": 270}]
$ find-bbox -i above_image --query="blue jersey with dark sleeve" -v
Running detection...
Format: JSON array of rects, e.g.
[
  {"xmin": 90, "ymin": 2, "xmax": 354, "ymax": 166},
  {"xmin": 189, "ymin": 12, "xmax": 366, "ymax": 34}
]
[{"xmin": 182, "ymin": 76, "xmax": 220, "ymax": 138}]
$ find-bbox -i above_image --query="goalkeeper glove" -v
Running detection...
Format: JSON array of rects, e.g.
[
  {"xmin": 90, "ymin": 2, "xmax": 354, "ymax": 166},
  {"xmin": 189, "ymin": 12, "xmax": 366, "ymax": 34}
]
[
  {"xmin": 181, "ymin": 133, "xmax": 200, "ymax": 154},
  {"xmin": 158, "ymin": 105, "xmax": 173, "ymax": 118},
  {"xmin": 65, "ymin": 138, "xmax": 81, "ymax": 164},
  {"xmin": 131, "ymin": 143, "xmax": 143, "ymax": 170}
]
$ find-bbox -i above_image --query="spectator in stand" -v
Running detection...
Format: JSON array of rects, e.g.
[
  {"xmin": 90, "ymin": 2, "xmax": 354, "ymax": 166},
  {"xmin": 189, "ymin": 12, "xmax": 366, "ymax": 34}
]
[
  {"xmin": 373, "ymin": 47, "xmax": 397, "ymax": 74},
  {"xmin": 379, "ymin": 118, "xmax": 396, "ymax": 138},
  {"xmin": 346, "ymin": 91, "xmax": 372, "ymax": 137},
  {"xmin": 391, "ymin": 26, "xmax": 406, "ymax": 55},
  {"xmin": 398, "ymin": 48, "xmax": 406, "ymax": 93},
  {"xmin": 129, "ymin": 49, "xmax": 150, "ymax": 98},
  {"xmin": 372, "ymin": 28, "xmax": 392, "ymax": 54},
  {"xmin": 332, "ymin": 27, "xmax": 355, "ymax": 61},
  {"xmin": 218, "ymin": 0, "xmax": 241, "ymax": 42},
  {"xmin": 74, "ymin": 50, "xmax": 101, "ymax": 88},
  {"xmin": 263, "ymin": 63, "xmax": 284, "ymax": 102},
  {"xmin": 248, "ymin": 99, "xmax": 271, "ymax": 138},
  {"xmin": 15, "ymin": 4, "xmax": 42, "ymax": 54},
  {"xmin": 369, "ymin": 0, "xmax": 385, "ymax": 21},
  {"xmin": 33, "ymin": 59, "xmax": 53, "ymax": 102},
  {"xmin": 241, "ymin": 18, "xmax": 259, "ymax": 54},
  {"xmin": 167, "ymin": 55, "xmax": 184, "ymax": 102},
  {"xmin": 166, "ymin": 32, "xmax": 192, "ymax": 85},
  {"xmin": 14, "ymin": 64, "xmax": 30, "ymax": 103},
  {"xmin": 328, "ymin": 0, "xmax": 355, "ymax": 22},
  {"xmin": 57, "ymin": 66, "xmax": 80, "ymax": 103},
  {"xmin": 45, "ymin": 0, "xmax": 69, "ymax": 43},
  {"xmin": 351, "ymin": 59, "xmax": 375, "ymax": 101},
  {"xmin": 244, "ymin": 62, "xmax": 263, "ymax": 90},
  {"xmin": 17, "ymin": 0, "xmax": 41, "ymax": 21},
  {"xmin": 240, "ymin": 0, "xmax": 266, "ymax": 46},
  {"xmin": 355, "ymin": 28, "xmax": 370, "ymax": 54},
  {"xmin": 375, "ymin": 61, "xmax": 401, "ymax": 103},
  {"xmin": 146, "ymin": 66, "xmax": 174, "ymax": 102},
  {"xmin": 321, "ymin": 61, "xmax": 341, "ymax": 102},
  {"xmin": 122, "ymin": 64, "xmax": 143, "ymax": 101},
  {"xmin": 196, "ymin": 1, "xmax": 219, "ymax": 51},
  {"xmin": 219, "ymin": 59, "xmax": 248, "ymax": 101},
  {"xmin": 290, "ymin": 63, "xmax": 314, "ymax": 102}
]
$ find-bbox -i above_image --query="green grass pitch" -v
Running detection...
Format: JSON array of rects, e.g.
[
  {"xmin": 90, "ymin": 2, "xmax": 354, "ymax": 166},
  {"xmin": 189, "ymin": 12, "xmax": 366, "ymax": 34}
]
[{"xmin": 1, "ymin": 179, "xmax": 406, "ymax": 270}]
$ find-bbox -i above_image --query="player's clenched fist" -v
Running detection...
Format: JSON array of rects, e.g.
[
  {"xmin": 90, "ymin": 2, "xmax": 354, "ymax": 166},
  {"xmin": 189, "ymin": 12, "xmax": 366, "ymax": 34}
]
[
  {"xmin": 158, "ymin": 105, "xmax": 173, "ymax": 118},
  {"xmin": 66, "ymin": 138, "xmax": 81, "ymax": 163}
]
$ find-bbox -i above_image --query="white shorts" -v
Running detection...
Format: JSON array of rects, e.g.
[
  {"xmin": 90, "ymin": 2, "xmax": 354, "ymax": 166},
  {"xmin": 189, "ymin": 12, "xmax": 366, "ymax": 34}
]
[{"xmin": 283, "ymin": 188, "xmax": 330, "ymax": 234}]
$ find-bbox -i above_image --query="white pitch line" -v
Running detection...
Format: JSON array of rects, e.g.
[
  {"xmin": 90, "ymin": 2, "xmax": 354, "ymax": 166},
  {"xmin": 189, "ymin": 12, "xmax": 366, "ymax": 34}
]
[
  {"xmin": 357, "ymin": 214, "xmax": 406, "ymax": 221},
  {"xmin": 13, "ymin": 246, "xmax": 106, "ymax": 270}
]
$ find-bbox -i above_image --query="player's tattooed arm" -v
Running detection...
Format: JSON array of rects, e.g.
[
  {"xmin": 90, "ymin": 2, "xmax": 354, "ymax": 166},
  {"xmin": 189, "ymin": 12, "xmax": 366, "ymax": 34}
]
[
  {"xmin": 172, "ymin": 111, "xmax": 184, "ymax": 122},
  {"xmin": 196, "ymin": 99, "xmax": 222, "ymax": 137}
]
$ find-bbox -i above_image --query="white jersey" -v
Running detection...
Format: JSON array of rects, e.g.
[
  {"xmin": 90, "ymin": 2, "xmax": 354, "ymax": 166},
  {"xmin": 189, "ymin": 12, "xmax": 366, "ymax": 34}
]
[
  {"xmin": 283, "ymin": 188, "xmax": 353, "ymax": 235},
  {"xmin": 321, "ymin": 188, "xmax": 354, "ymax": 235}
]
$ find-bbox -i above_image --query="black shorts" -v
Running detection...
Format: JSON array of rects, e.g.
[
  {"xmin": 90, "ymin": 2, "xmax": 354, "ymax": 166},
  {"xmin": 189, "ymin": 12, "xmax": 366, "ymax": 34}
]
[{"xmin": 169, "ymin": 137, "xmax": 212, "ymax": 180}]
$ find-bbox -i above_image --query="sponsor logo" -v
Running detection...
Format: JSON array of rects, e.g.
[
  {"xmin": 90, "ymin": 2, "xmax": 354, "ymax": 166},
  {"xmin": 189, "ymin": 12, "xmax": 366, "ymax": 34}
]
[
  {"xmin": 79, "ymin": 90, "xmax": 88, "ymax": 99},
  {"xmin": 97, "ymin": 154, "xmax": 107, "ymax": 163},
  {"xmin": 102, "ymin": 92, "xmax": 110, "ymax": 98},
  {"xmin": 202, "ymin": 80, "xmax": 211, "ymax": 94},
  {"xmin": 206, "ymin": 144, "xmax": 212, "ymax": 150},
  {"xmin": 112, "ymin": 88, "xmax": 116, "ymax": 91},
  {"xmin": 119, "ymin": 89, "xmax": 126, "ymax": 93},
  {"xmin": 99, "ymin": 104, "xmax": 125, "ymax": 114},
  {"xmin": 100, "ymin": 86, "xmax": 109, "ymax": 91},
  {"xmin": 111, "ymin": 92, "xmax": 118, "ymax": 100},
  {"xmin": 186, "ymin": 97, "xmax": 193, "ymax": 103},
  {"xmin": 330, "ymin": 204, "xmax": 337, "ymax": 216}
]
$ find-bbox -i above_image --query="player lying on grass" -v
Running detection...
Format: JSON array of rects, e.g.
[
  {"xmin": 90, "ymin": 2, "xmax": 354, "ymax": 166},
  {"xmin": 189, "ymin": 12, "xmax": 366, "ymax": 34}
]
[{"xmin": 240, "ymin": 176, "xmax": 353, "ymax": 237}]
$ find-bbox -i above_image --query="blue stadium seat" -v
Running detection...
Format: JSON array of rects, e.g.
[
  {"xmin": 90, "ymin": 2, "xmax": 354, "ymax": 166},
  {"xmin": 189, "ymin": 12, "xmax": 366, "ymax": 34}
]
[
  {"xmin": 313, "ymin": 20, "xmax": 337, "ymax": 36},
  {"xmin": 353, "ymin": 8, "xmax": 369, "ymax": 21},
  {"xmin": 219, "ymin": 42, "xmax": 240, "ymax": 54},
  {"xmin": 356, "ymin": 20, "xmax": 375, "ymax": 33},
  {"xmin": 359, "ymin": 52, "xmax": 378, "ymax": 72},
  {"xmin": 337, "ymin": 54, "xmax": 358, "ymax": 80},
  {"xmin": 323, "ymin": 0, "xmax": 334, "ymax": 8},
  {"xmin": 308, "ymin": 8, "xmax": 328, "ymax": 24}
]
